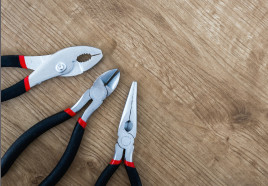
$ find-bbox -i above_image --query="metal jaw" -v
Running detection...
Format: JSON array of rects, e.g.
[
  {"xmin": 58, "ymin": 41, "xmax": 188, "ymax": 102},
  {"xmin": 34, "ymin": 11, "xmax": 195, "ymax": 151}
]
[
  {"xmin": 70, "ymin": 69, "xmax": 120, "ymax": 122},
  {"xmin": 25, "ymin": 46, "xmax": 103, "ymax": 88},
  {"xmin": 113, "ymin": 82, "xmax": 137, "ymax": 162}
]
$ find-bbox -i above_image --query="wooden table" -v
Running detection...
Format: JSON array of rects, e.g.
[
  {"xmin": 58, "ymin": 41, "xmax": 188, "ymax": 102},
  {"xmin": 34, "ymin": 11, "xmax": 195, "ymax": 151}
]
[{"xmin": 1, "ymin": 0, "xmax": 268, "ymax": 185}]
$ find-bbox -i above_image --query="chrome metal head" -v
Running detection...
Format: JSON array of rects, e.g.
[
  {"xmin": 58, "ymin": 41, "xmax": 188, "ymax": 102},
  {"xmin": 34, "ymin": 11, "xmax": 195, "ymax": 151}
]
[
  {"xmin": 113, "ymin": 82, "xmax": 138, "ymax": 162},
  {"xmin": 28, "ymin": 46, "xmax": 103, "ymax": 87},
  {"xmin": 118, "ymin": 82, "xmax": 137, "ymax": 138},
  {"xmin": 59, "ymin": 46, "xmax": 103, "ymax": 77},
  {"xmin": 70, "ymin": 69, "xmax": 120, "ymax": 115},
  {"xmin": 80, "ymin": 69, "xmax": 120, "ymax": 122},
  {"xmin": 99, "ymin": 69, "xmax": 121, "ymax": 96},
  {"xmin": 90, "ymin": 69, "xmax": 120, "ymax": 100}
]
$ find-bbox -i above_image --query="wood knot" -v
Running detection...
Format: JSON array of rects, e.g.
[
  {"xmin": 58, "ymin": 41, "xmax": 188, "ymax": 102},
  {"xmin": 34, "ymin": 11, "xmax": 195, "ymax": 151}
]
[
  {"xmin": 229, "ymin": 102, "xmax": 254, "ymax": 128},
  {"xmin": 86, "ymin": 160, "xmax": 97, "ymax": 169},
  {"xmin": 231, "ymin": 111, "xmax": 251, "ymax": 124},
  {"xmin": 31, "ymin": 176, "xmax": 44, "ymax": 184}
]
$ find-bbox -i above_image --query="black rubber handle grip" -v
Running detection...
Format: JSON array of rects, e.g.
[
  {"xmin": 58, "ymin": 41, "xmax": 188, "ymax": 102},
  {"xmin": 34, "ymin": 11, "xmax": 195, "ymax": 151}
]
[
  {"xmin": 95, "ymin": 164, "xmax": 120, "ymax": 186},
  {"xmin": 1, "ymin": 55, "xmax": 23, "ymax": 68},
  {"xmin": 40, "ymin": 122, "xmax": 85, "ymax": 186},
  {"xmin": 125, "ymin": 165, "xmax": 142, "ymax": 186},
  {"xmin": 1, "ymin": 55, "xmax": 29, "ymax": 102},
  {"xmin": 1, "ymin": 111, "xmax": 72, "ymax": 177},
  {"xmin": 1, "ymin": 78, "xmax": 27, "ymax": 102}
]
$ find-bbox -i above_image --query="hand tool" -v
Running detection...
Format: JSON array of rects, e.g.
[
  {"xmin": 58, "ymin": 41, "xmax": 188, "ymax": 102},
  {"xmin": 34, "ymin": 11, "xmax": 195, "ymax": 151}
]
[
  {"xmin": 1, "ymin": 69, "xmax": 120, "ymax": 186},
  {"xmin": 95, "ymin": 82, "xmax": 142, "ymax": 186},
  {"xmin": 1, "ymin": 46, "xmax": 103, "ymax": 102}
]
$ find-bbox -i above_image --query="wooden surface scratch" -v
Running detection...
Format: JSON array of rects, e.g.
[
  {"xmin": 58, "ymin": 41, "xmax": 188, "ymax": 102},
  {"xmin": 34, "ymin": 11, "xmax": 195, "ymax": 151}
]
[{"xmin": 1, "ymin": 0, "xmax": 268, "ymax": 185}]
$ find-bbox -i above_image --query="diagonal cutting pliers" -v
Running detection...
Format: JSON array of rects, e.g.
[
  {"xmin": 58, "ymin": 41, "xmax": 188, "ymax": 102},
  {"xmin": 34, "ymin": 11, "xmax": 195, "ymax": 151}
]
[
  {"xmin": 1, "ymin": 46, "xmax": 103, "ymax": 102},
  {"xmin": 95, "ymin": 82, "xmax": 142, "ymax": 186},
  {"xmin": 1, "ymin": 69, "xmax": 120, "ymax": 186}
]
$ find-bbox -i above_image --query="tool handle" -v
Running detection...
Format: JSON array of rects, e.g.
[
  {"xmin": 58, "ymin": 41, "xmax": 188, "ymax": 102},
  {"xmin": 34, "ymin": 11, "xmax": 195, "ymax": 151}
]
[
  {"xmin": 95, "ymin": 163, "xmax": 120, "ymax": 186},
  {"xmin": 1, "ymin": 55, "xmax": 27, "ymax": 68},
  {"xmin": 1, "ymin": 109, "xmax": 75, "ymax": 177},
  {"xmin": 125, "ymin": 162, "xmax": 142, "ymax": 186},
  {"xmin": 1, "ymin": 76, "xmax": 30, "ymax": 102},
  {"xmin": 1, "ymin": 55, "xmax": 30, "ymax": 102},
  {"xmin": 40, "ymin": 121, "xmax": 85, "ymax": 186}
]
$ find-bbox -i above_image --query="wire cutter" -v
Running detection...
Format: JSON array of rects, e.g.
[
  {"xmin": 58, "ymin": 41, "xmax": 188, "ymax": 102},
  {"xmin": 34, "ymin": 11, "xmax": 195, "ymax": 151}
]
[
  {"xmin": 1, "ymin": 69, "xmax": 120, "ymax": 186},
  {"xmin": 95, "ymin": 82, "xmax": 142, "ymax": 186},
  {"xmin": 1, "ymin": 46, "xmax": 103, "ymax": 102}
]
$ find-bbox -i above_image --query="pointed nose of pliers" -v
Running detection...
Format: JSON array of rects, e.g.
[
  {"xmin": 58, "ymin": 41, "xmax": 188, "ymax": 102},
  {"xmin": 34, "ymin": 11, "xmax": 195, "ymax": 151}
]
[{"xmin": 118, "ymin": 81, "xmax": 137, "ymax": 139}]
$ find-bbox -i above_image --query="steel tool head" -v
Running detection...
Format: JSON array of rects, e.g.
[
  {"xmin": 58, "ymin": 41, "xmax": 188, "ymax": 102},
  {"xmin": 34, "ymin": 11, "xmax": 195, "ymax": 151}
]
[
  {"xmin": 27, "ymin": 46, "xmax": 103, "ymax": 88},
  {"xmin": 89, "ymin": 69, "xmax": 120, "ymax": 101},
  {"xmin": 113, "ymin": 82, "xmax": 137, "ymax": 162},
  {"xmin": 99, "ymin": 69, "xmax": 121, "ymax": 96},
  {"xmin": 118, "ymin": 81, "xmax": 137, "ymax": 138},
  {"xmin": 59, "ymin": 46, "xmax": 103, "ymax": 77},
  {"xmin": 25, "ymin": 46, "xmax": 102, "ymax": 72},
  {"xmin": 79, "ymin": 69, "xmax": 120, "ymax": 122},
  {"xmin": 71, "ymin": 69, "xmax": 120, "ymax": 114}
]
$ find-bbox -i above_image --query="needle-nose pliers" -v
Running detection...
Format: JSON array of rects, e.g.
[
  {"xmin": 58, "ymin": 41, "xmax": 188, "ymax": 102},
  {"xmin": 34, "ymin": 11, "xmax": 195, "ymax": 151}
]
[{"xmin": 95, "ymin": 82, "xmax": 142, "ymax": 186}]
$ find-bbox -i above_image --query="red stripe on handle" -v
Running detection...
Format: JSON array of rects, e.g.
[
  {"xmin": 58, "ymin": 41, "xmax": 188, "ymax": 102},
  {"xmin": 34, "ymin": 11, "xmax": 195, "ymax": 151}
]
[
  {"xmin": 78, "ymin": 117, "xmax": 87, "ymax": 128},
  {"xmin": 110, "ymin": 159, "xmax": 122, "ymax": 165},
  {"xmin": 24, "ymin": 76, "xmax": 30, "ymax": 91},
  {"xmin": 19, "ymin": 55, "xmax": 27, "ymax": 69},
  {"xmin": 64, "ymin": 108, "xmax": 76, "ymax": 117},
  {"xmin": 124, "ymin": 160, "xmax": 135, "ymax": 168}
]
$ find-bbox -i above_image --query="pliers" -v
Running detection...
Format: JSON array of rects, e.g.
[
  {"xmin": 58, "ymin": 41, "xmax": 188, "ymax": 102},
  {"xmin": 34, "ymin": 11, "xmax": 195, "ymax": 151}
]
[
  {"xmin": 95, "ymin": 82, "xmax": 142, "ymax": 186},
  {"xmin": 1, "ymin": 69, "xmax": 120, "ymax": 186},
  {"xmin": 1, "ymin": 46, "xmax": 103, "ymax": 102}
]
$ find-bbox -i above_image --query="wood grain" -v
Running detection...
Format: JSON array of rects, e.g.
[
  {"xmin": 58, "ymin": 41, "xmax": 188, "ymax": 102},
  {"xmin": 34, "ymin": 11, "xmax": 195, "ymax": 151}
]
[{"xmin": 1, "ymin": 0, "xmax": 268, "ymax": 185}]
